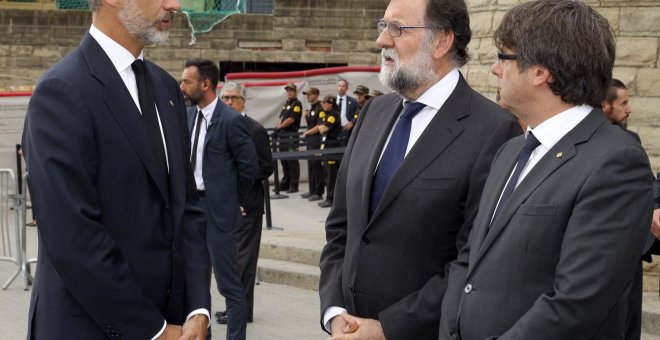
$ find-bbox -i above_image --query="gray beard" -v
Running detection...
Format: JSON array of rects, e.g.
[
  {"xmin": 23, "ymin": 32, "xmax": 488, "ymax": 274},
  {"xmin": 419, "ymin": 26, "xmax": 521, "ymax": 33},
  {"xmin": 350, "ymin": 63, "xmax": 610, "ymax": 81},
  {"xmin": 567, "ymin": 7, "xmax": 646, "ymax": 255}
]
[{"xmin": 117, "ymin": 1, "xmax": 169, "ymax": 46}]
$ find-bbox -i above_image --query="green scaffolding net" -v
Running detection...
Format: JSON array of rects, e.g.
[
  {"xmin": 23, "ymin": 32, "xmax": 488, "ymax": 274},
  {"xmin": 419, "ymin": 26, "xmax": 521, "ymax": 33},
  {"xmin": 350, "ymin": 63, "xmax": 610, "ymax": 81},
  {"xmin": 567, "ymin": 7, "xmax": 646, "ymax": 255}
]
[
  {"xmin": 52, "ymin": 0, "xmax": 247, "ymax": 44},
  {"xmin": 180, "ymin": 0, "xmax": 246, "ymax": 44}
]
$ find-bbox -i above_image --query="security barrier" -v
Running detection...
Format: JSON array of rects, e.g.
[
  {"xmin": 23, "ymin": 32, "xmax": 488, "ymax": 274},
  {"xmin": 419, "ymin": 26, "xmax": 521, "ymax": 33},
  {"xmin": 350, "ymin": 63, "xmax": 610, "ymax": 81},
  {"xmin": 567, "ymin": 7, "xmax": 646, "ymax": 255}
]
[{"xmin": 0, "ymin": 170, "xmax": 33, "ymax": 290}]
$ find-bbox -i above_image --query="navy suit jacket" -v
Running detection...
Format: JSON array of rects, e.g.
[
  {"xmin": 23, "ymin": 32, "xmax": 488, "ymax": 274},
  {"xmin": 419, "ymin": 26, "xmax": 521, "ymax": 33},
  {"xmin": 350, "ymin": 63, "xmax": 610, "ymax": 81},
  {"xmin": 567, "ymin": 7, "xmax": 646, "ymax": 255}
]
[
  {"xmin": 340, "ymin": 95, "xmax": 359, "ymax": 125},
  {"xmin": 22, "ymin": 33, "xmax": 210, "ymax": 339},
  {"xmin": 187, "ymin": 102, "xmax": 258, "ymax": 232}
]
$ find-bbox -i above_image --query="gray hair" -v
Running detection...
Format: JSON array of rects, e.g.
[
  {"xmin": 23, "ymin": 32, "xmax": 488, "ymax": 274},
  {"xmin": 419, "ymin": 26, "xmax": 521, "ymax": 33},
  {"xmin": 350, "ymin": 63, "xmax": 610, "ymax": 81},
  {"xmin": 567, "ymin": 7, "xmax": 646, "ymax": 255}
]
[
  {"xmin": 88, "ymin": 0, "xmax": 101, "ymax": 11},
  {"xmin": 221, "ymin": 82, "xmax": 246, "ymax": 99}
]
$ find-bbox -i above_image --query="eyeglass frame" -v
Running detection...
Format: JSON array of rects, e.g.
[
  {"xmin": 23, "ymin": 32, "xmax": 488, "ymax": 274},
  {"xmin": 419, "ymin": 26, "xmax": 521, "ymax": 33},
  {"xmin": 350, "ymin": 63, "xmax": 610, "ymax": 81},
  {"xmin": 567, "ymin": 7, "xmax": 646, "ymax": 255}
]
[
  {"xmin": 377, "ymin": 20, "xmax": 438, "ymax": 37},
  {"xmin": 221, "ymin": 95, "xmax": 244, "ymax": 102},
  {"xmin": 497, "ymin": 52, "xmax": 518, "ymax": 61}
]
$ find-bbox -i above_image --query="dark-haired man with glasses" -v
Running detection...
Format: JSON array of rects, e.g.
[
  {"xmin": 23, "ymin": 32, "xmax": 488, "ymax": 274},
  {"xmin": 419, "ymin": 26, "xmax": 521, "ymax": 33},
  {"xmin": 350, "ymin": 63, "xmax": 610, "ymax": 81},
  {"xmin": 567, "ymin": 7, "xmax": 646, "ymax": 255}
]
[
  {"xmin": 440, "ymin": 1, "xmax": 653, "ymax": 339},
  {"xmin": 318, "ymin": 0, "xmax": 521, "ymax": 339}
]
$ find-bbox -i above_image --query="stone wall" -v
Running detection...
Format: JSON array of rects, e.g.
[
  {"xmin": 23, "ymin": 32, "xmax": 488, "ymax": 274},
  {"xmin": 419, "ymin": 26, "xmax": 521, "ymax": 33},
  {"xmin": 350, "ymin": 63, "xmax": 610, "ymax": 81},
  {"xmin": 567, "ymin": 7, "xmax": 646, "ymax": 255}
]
[{"xmin": 0, "ymin": 0, "xmax": 659, "ymax": 169}]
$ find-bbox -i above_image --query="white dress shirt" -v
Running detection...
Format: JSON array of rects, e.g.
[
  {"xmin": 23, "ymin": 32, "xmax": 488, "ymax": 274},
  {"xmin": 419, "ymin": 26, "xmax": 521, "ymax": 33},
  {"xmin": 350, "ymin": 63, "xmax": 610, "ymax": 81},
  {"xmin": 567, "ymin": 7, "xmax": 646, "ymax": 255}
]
[
  {"xmin": 88, "ymin": 25, "xmax": 170, "ymax": 171},
  {"xmin": 88, "ymin": 25, "xmax": 209, "ymax": 338},
  {"xmin": 191, "ymin": 97, "xmax": 218, "ymax": 190},
  {"xmin": 490, "ymin": 104, "xmax": 592, "ymax": 223},
  {"xmin": 337, "ymin": 94, "xmax": 349, "ymax": 126},
  {"xmin": 323, "ymin": 68, "xmax": 460, "ymax": 331}
]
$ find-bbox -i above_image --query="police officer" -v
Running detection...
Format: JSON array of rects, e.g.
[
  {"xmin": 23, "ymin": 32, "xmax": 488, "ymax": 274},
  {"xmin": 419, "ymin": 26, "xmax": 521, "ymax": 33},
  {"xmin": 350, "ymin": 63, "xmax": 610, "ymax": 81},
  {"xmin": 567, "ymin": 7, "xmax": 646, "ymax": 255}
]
[
  {"xmin": 317, "ymin": 95, "xmax": 342, "ymax": 208},
  {"xmin": 275, "ymin": 83, "xmax": 303, "ymax": 193},
  {"xmin": 301, "ymin": 87, "xmax": 325, "ymax": 201}
]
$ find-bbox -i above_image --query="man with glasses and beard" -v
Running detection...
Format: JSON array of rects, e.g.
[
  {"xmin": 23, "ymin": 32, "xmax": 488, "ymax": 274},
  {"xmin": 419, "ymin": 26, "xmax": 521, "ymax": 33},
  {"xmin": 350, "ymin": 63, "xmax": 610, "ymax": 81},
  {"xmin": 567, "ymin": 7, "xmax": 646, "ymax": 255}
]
[
  {"xmin": 21, "ymin": 0, "xmax": 211, "ymax": 339},
  {"xmin": 318, "ymin": 0, "xmax": 521, "ymax": 339}
]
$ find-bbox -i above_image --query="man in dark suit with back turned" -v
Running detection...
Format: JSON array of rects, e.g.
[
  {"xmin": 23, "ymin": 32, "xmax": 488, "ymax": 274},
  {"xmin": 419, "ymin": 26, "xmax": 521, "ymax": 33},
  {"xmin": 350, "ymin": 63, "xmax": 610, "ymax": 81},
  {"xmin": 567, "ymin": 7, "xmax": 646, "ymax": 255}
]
[
  {"xmin": 180, "ymin": 59, "xmax": 259, "ymax": 340},
  {"xmin": 440, "ymin": 1, "xmax": 654, "ymax": 339},
  {"xmin": 21, "ymin": 0, "xmax": 211, "ymax": 338},
  {"xmin": 318, "ymin": 0, "xmax": 522, "ymax": 338},
  {"xmin": 218, "ymin": 82, "xmax": 274, "ymax": 324}
]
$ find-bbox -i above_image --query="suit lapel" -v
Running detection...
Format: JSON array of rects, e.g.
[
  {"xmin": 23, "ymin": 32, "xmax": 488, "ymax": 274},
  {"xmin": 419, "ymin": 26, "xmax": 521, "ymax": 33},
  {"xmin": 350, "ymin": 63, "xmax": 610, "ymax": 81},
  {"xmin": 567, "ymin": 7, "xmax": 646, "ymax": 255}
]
[
  {"xmin": 81, "ymin": 34, "xmax": 170, "ymax": 203},
  {"xmin": 367, "ymin": 76, "xmax": 470, "ymax": 225},
  {"xmin": 204, "ymin": 101, "xmax": 223, "ymax": 150},
  {"xmin": 470, "ymin": 110, "xmax": 606, "ymax": 272}
]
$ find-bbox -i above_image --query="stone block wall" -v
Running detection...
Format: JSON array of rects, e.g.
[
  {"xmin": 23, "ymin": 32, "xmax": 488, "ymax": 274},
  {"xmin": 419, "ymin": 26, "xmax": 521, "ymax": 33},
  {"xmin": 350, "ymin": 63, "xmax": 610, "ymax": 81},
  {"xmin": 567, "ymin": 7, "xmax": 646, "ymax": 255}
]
[{"xmin": 0, "ymin": 0, "xmax": 658, "ymax": 169}]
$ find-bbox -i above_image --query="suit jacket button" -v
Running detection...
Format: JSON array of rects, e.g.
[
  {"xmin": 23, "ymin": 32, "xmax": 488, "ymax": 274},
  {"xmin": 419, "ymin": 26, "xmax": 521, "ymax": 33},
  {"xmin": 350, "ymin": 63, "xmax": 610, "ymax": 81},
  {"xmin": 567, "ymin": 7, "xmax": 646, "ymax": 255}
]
[
  {"xmin": 464, "ymin": 283, "xmax": 473, "ymax": 294},
  {"xmin": 361, "ymin": 235, "xmax": 370, "ymax": 245}
]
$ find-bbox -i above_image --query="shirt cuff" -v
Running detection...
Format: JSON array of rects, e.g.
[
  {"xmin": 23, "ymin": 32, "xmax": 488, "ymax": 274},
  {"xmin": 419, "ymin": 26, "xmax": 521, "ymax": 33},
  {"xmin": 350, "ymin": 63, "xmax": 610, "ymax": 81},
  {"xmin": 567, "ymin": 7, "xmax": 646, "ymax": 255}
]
[
  {"xmin": 151, "ymin": 320, "xmax": 167, "ymax": 340},
  {"xmin": 322, "ymin": 306, "xmax": 347, "ymax": 333},
  {"xmin": 187, "ymin": 308, "xmax": 211, "ymax": 328}
]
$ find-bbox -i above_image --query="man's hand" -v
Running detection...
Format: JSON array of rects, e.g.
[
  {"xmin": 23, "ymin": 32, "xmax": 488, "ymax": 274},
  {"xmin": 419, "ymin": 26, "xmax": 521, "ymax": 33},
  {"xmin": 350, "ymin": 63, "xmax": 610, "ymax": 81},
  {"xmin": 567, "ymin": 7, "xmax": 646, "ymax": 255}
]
[
  {"xmin": 651, "ymin": 208, "xmax": 660, "ymax": 239},
  {"xmin": 328, "ymin": 312, "xmax": 385, "ymax": 340},
  {"xmin": 180, "ymin": 314, "xmax": 208, "ymax": 340},
  {"xmin": 157, "ymin": 325, "xmax": 182, "ymax": 340},
  {"xmin": 343, "ymin": 122, "xmax": 354, "ymax": 131}
]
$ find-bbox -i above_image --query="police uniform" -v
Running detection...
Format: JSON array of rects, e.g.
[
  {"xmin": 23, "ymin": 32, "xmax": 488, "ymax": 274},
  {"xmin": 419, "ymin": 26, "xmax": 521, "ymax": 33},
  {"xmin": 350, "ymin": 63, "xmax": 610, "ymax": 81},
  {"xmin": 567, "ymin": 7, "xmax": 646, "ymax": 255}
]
[
  {"xmin": 305, "ymin": 101, "xmax": 325, "ymax": 198},
  {"xmin": 277, "ymin": 97, "xmax": 303, "ymax": 192},
  {"xmin": 319, "ymin": 108, "xmax": 342, "ymax": 205}
]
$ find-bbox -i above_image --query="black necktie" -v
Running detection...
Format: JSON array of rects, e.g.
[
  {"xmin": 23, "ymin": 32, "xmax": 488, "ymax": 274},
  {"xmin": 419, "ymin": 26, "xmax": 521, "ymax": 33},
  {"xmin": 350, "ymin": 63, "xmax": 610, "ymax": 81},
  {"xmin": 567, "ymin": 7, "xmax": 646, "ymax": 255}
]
[
  {"xmin": 190, "ymin": 110, "xmax": 204, "ymax": 171},
  {"xmin": 131, "ymin": 59, "xmax": 168, "ymax": 175},
  {"xmin": 338, "ymin": 97, "xmax": 345, "ymax": 120},
  {"xmin": 370, "ymin": 102, "xmax": 426, "ymax": 217},
  {"xmin": 491, "ymin": 132, "xmax": 541, "ymax": 223}
]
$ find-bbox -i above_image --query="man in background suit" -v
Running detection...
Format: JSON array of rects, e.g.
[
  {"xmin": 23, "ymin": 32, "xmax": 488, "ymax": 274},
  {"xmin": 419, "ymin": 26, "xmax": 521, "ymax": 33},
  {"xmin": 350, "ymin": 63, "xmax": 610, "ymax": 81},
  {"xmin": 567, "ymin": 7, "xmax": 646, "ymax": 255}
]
[
  {"xmin": 22, "ymin": 0, "xmax": 210, "ymax": 338},
  {"xmin": 180, "ymin": 59, "xmax": 259, "ymax": 340},
  {"xmin": 219, "ymin": 82, "xmax": 274, "ymax": 324},
  {"xmin": 318, "ymin": 0, "xmax": 521, "ymax": 338},
  {"xmin": 336, "ymin": 79, "xmax": 359, "ymax": 139},
  {"xmin": 440, "ymin": 1, "xmax": 653, "ymax": 339}
]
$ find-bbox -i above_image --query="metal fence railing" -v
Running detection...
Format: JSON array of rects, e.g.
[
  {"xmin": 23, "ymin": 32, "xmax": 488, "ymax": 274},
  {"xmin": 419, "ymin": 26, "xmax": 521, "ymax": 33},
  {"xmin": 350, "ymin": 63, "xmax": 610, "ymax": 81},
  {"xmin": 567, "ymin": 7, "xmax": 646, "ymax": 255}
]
[{"xmin": 0, "ymin": 169, "xmax": 33, "ymax": 290}]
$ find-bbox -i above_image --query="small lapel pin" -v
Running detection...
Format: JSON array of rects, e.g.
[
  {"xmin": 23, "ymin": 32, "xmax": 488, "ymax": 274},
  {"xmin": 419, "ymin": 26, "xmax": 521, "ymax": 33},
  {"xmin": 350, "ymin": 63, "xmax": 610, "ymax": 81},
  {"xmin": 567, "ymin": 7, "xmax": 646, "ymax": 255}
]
[
  {"xmin": 169, "ymin": 100, "xmax": 174, "ymax": 106},
  {"xmin": 556, "ymin": 152, "xmax": 563, "ymax": 158}
]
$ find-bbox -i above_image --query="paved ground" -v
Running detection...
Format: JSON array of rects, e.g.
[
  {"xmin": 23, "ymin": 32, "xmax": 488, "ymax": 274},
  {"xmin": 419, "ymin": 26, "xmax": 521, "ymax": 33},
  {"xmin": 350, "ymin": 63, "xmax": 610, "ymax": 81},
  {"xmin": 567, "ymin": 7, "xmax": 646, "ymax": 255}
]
[{"xmin": 3, "ymin": 187, "xmax": 660, "ymax": 339}]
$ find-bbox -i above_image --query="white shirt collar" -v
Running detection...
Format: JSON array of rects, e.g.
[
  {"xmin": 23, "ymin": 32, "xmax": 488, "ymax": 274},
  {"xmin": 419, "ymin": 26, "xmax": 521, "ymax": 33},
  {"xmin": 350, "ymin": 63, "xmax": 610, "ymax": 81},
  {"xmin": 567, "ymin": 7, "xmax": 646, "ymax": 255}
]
[
  {"xmin": 528, "ymin": 104, "xmax": 593, "ymax": 150},
  {"xmin": 411, "ymin": 68, "xmax": 460, "ymax": 110},
  {"xmin": 88, "ymin": 24, "xmax": 143, "ymax": 74},
  {"xmin": 198, "ymin": 96, "xmax": 219, "ymax": 120}
]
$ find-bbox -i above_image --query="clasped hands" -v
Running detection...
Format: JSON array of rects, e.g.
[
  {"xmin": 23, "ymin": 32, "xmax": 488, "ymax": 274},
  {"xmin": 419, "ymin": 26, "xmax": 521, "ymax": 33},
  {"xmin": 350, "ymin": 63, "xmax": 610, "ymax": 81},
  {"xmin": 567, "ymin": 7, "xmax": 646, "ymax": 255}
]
[
  {"xmin": 329, "ymin": 311, "xmax": 385, "ymax": 340},
  {"xmin": 158, "ymin": 315, "xmax": 208, "ymax": 340}
]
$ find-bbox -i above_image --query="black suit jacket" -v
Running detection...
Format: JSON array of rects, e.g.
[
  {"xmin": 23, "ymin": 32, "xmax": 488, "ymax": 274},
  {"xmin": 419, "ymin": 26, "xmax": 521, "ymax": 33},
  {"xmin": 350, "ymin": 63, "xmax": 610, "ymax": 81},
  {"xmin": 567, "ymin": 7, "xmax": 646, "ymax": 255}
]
[
  {"xmin": 22, "ymin": 33, "xmax": 210, "ymax": 339},
  {"xmin": 241, "ymin": 115, "xmax": 273, "ymax": 216},
  {"xmin": 319, "ymin": 73, "xmax": 522, "ymax": 339},
  {"xmin": 440, "ymin": 110, "xmax": 653, "ymax": 340}
]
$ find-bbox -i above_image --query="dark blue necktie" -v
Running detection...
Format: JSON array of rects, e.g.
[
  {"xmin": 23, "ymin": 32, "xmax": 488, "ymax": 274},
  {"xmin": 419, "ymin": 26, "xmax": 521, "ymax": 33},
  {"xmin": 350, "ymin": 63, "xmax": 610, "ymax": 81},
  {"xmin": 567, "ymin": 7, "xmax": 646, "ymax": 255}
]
[
  {"xmin": 370, "ymin": 101, "xmax": 426, "ymax": 217},
  {"xmin": 491, "ymin": 132, "xmax": 541, "ymax": 224}
]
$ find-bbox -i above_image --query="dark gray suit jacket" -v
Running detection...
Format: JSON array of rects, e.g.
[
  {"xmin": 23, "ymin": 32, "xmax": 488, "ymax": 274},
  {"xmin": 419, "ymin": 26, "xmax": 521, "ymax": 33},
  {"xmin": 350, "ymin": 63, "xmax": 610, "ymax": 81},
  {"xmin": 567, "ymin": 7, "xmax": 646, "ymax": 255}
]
[
  {"xmin": 187, "ymin": 102, "xmax": 258, "ymax": 232},
  {"xmin": 319, "ymin": 74, "xmax": 522, "ymax": 339},
  {"xmin": 440, "ymin": 110, "xmax": 654, "ymax": 340},
  {"xmin": 23, "ymin": 33, "xmax": 210, "ymax": 339}
]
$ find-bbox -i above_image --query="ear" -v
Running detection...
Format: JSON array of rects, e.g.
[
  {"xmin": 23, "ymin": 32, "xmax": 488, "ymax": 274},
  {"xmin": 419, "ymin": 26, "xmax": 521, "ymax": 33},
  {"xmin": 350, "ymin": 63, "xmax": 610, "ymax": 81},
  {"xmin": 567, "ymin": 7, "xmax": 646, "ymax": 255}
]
[
  {"xmin": 433, "ymin": 30, "xmax": 454, "ymax": 60},
  {"xmin": 201, "ymin": 78, "xmax": 211, "ymax": 92},
  {"xmin": 531, "ymin": 66, "xmax": 552, "ymax": 87},
  {"xmin": 601, "ymin": 100, "xmax": 611, "ymax": 114}
]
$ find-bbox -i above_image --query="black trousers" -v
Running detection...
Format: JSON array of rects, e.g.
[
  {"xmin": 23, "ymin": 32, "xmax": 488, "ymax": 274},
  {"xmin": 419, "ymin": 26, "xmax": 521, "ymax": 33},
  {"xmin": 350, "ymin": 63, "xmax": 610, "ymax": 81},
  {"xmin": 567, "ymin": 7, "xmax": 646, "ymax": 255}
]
[
  {"xmin": 324, "ymin": 158, "xmax": 340, "ymax": 201},
  {"xmin": 280, "ymin": 160, "xmax": 299, "ymax": 190},
  {"xmin": 309, "ymin": 159, "xmax": 325, "ymax": 196},
  {"xmin": 236, "ymin": 215, "xmax": 263, "ymax": 320}
]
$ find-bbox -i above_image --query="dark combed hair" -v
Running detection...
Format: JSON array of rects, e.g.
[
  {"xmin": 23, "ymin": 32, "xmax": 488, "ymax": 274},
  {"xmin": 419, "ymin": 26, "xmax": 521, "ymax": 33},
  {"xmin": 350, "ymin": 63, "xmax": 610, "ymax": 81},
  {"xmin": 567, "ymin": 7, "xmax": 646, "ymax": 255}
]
[
  {"xmin": 184, "ymin": 58, "xmax": 219, "ymax": 89},
  {"xmin": 604, "ymin": 78, "xmax": 627, "ymax": 104},
  {"xmin": 425, "ymin": 0, "xmax": 471, "ymax": 67},
  {"xmin": 494, "ymin": 0, "xmax": 615, "ymax": 106}
]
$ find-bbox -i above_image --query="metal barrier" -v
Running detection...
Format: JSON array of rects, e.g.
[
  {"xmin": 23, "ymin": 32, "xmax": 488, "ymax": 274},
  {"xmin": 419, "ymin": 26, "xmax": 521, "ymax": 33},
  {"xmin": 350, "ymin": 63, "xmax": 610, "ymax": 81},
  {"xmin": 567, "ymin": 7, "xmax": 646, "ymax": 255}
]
[{"xmin": 0, "ymin": 170, "xmax": 33, "ymax": 290}]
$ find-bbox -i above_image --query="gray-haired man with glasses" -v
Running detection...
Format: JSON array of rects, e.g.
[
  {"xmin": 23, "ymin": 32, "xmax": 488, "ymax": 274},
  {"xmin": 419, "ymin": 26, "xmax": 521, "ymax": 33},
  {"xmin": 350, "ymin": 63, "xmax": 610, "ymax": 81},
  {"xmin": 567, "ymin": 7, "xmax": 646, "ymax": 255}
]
[{"xmin": 318, "ymin": 0, "xmax": 521, "ymax": 339}]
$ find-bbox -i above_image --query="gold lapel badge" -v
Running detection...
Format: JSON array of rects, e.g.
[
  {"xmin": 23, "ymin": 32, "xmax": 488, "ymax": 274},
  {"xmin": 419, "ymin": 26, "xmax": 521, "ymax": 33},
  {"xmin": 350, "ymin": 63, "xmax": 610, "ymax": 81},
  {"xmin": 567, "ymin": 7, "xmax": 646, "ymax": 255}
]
[
  {"xmin": 556, "ymin": 152, "xmax": 563, "ymax": 158},
  {"xmin": 169, "ymin": 100, "xmax": 174, "ymax": 106}
]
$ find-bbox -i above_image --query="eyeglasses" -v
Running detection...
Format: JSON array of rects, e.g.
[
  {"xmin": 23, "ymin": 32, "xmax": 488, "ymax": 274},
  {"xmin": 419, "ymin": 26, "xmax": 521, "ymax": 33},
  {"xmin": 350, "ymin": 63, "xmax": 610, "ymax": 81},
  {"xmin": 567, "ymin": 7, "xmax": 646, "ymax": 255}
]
[
  {"xmin": 497, "ymin": 52, "xmax": 518, "ymax": 62},
  {"xmin": 221, "ymin": 95, "xmax": 243, "ymax": 102},
  {"xmin": 377, "ymin": 20, "xmax": 435, "ymax": 37}
]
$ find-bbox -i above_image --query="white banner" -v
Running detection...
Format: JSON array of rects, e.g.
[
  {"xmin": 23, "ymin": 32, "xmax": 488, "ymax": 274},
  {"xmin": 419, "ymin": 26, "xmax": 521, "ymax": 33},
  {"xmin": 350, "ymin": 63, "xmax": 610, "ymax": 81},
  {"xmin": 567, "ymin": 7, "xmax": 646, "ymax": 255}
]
[{"xmin": 224, "ymin": 66, "xmax": 388, "ymax": 129}]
